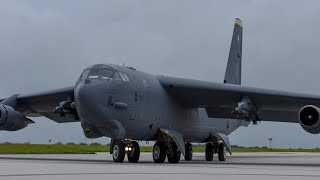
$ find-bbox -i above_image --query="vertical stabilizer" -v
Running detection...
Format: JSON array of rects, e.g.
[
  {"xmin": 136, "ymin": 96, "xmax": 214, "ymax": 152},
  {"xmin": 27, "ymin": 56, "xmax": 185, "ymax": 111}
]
[{"xmin": 224, "ymin": 18, "xmax": 243, "ymax": 85}]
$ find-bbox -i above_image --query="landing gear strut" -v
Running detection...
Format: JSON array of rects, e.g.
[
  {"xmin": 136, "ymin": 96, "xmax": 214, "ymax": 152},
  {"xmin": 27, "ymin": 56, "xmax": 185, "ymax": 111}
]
[{"xmin": 111, "ymin": 139, "xmax": 141, "ymax": 163}]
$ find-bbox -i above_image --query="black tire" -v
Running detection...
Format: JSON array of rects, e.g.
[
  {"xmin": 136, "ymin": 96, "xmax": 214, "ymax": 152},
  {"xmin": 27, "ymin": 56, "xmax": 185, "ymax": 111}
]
[
  {"xmin": 153, "ymin": 141, "xmax": 166, "ymax": 163},
  {"xmin": 205, "ymin": 143, "xmax": 214, "ymax": 161},
  {"xmin": 218, "ymin": 143, "xmax": 226, "ymax": 161},
  {"xmin": 185, "ymin": 142, "xmax": 192, "ymax": 161},
  {"xmin": 167, "ymin": 142, "xmax": 181, "ymax": 163},
  {"xmin": 112, "ymin": 140, "xmax": 125, "ymax": 163},
  {"xmin": 127, "ymin": 141, "xmax": 140, "ymax": 163}
]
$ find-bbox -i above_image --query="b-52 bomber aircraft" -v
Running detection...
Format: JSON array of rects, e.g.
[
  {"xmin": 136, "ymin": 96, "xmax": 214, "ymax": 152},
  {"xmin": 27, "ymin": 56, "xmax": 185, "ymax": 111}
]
[{"xmin": 1, "ymin": 18, "xmax": 320, "ymax": 163}]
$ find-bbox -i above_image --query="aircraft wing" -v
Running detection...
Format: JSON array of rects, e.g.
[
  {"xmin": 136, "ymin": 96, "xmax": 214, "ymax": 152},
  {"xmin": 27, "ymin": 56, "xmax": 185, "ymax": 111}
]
[
  {"xmin": 158, "ymin": 76, "xmax": 320, "ymax": 123},
  {"xmin": 1, "ymin": 86, "xmax": 78, "ymax": 123}
]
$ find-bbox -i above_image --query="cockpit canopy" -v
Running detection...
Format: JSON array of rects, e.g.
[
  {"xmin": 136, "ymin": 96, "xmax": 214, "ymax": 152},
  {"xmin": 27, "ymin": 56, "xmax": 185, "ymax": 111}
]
[{"xmin": 80, "ymin": 64, "xmax": 130, "ymax": 81}]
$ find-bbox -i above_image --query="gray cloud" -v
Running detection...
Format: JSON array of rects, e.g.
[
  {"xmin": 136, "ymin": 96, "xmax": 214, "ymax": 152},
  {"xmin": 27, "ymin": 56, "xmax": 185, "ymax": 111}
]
[{"xmin": 0, "ymin": 0, "xmax": 320, "ymax": 147}]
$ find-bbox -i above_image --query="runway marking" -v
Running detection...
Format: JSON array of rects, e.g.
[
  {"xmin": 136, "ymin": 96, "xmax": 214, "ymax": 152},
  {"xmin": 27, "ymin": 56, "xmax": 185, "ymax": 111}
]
[
  {"xmin": 1, "ymin": 153, "xmax": 320, "ymax": 178},
  {"xmin": 0, "ymin": 172, "xmax": 320, "ymax": 177},
  {"xmin": 1, "ymin": 156, "xmax": 320, "ymax": 167}
]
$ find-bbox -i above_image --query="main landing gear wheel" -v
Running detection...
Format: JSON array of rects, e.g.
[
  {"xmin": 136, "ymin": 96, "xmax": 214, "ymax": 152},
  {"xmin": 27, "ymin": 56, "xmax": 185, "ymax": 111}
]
[
  {"xmin": 205, "ymin": 143, "xmax": 214, "ymax": 161},
  {"xmin": 184, "ymin": 142, "xmax": 192, "ymax": 161},
  {"xmin": 218, "ymin": 143, "xmax": 226, "ymax": 161},
  {"xmin": 167, "ymin": 142, "xmax": 181, "ymax": 164},
  {"xmin": 127, "ymin": 141, "xmax": 140, "ymax": 163},
  {"xmin": 112, "ymin": 140, "xmax": 125, "ymax": 163},
  {"xmin": 153, "ymin": 141, "xmax": 166, "ymax": 163}
]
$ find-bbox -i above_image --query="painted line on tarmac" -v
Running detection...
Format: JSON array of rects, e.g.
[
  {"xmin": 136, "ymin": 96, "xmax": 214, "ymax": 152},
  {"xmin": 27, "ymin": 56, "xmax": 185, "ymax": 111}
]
[
  {"xmin": 1, "ymin": 156, "xmax": 320, "ymax": 167},
  {"xmin": 0, "ymin": 172, "xmax": 320, "ymax": 178}
]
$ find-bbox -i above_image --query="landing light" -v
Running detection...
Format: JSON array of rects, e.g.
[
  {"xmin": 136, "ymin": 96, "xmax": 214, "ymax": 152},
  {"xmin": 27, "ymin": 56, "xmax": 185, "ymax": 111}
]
[{"xmin": 125, "ymin": 147, "xmax": 129, "ymax": 151}]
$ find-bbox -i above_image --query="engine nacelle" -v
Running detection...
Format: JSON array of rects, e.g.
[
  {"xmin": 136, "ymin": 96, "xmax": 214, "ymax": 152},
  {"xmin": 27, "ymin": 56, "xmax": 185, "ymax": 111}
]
[
  {"xmin": 0, "ymin": 104, "xmax": 33, "ymax": 131},
  {"xmin": 299, "ymin": 105, "xmax": 320, "ymax": 134}
]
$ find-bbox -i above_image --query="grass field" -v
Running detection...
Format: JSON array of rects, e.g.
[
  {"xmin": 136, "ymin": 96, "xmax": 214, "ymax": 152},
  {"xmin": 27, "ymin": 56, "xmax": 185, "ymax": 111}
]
[{"xmin": 0, "ymin": 144, "xmax": 320, "ymax": 154}]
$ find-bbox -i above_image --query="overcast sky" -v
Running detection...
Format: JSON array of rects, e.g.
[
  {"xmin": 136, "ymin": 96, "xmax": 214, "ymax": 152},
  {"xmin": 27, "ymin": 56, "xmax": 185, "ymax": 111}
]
[{"xmin": 1, "ymin": 0, "xmax": 320, "ymax": 148}]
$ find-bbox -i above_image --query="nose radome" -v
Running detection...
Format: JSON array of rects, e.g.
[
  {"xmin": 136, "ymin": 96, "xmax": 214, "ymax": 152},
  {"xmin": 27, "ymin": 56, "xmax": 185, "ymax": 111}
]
[
  {"xmin": 75, "ymin": 81, "xmax": 93, "ymax": 105},
  {"xmin": 75, "ymin": 80, "xmax": 108, "ymax": 107},
  {"xmin": 74, "ymin": 80, "xmax": 109, "ymax": 123},
  {"xmin": 74, "ymin": 80, "xmax": 126, "ymax": 138}
]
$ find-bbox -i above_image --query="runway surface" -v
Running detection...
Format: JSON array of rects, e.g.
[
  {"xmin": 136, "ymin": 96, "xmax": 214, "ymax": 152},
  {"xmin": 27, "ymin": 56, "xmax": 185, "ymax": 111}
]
[{"xmin": 0, "ymin": 152, "xmax": 320, "ymax": 180}]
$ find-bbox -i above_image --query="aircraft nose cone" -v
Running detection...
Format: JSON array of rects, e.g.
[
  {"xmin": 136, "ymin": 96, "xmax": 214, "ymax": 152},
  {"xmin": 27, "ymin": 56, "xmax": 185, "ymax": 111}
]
[
  {"xmin": 74, "ymin": 80, "xmax": 109, "ymax": 124},
  {"xmin": 74, "ymin": 80, "xmax": 126, "ymax": 139}
]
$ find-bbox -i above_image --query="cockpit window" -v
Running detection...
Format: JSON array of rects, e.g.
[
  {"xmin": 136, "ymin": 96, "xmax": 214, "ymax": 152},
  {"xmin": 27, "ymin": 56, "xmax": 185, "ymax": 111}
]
[
  {"xmin": 81, "ymin": 68, "xmax": 113, "ymax": 79},
  {"xmin": 122, "ymin": 73, "xmax": 130, "ymax": 81},
  {"xmin": 114, "ymin": 72, "xmax": 129, "ymax": 82},
  {"xmin": 112, "ymin": 72, "xmax": 122, "ymax": 81},
  {"xmin": 80, "ymin": 65, "xmax": 130, "ymax": 82},
  {"xmin": 81, "ymin": 69, "xmax": 90, "ymax": 79},
  {"xmin": 100, "ymin": 69, "xmax": 113, "ymax": 79},
  {"xmin": 88, "ymin": 69, "xmax": 101, "ymax": 78}
]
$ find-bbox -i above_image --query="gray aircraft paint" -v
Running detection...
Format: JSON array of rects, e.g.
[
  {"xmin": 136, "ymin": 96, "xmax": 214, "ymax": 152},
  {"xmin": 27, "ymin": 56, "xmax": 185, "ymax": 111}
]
[
  {"xmin": 74, "ymin": 64, "xmax": 246, "ymax": 143},
  {"xmin": 224, "ymin": 18, "xmax": 243, "ymax": 85}
]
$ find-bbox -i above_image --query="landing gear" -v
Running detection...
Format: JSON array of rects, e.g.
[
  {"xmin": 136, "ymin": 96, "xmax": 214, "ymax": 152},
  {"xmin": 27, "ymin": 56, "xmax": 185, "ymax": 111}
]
[
  {"xmin": 111, "ymin": 140, "xmax": 141, "ymax": 163},
  {"xmin": 153, "ymin": 141, "xmax": 166, "ymax": 163},
  {"xmin": 167, "ymin": 142, "xmax": 181, "ymax": 163},
  {"xmin": 112, "ymin": 140, "xmax": 125, "ymax": 163},
  {"xmin": 205, "ymin": 142, "xmax": 226, "ymax": 162},
  {"xmin": 111, "ymin": 139, "xmax": 224, "ymax": 163},
  {"xmin": 184, "ymin": 142, "xmax": 192, "ymax": 161},
  {"xmin": 205, "ymin": 143, "xmax": 214, "ymax": 161},
  {"xmin": 152, "ymin": 141, "xmax": 181, "ymax": 163},
  {"xmin": 218, "ymin": 143, "xmax": 226, "ymax": 161},
  {"xmin": 127, "ymin": 141, "xmax": 140, "ymax": 163}
]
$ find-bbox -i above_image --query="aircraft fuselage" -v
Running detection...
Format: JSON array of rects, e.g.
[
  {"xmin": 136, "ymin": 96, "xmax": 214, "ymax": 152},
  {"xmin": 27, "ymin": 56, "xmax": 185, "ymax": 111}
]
[{"xmin": 74, "ymin": 64, "xmax": 247, "ymax": 142}]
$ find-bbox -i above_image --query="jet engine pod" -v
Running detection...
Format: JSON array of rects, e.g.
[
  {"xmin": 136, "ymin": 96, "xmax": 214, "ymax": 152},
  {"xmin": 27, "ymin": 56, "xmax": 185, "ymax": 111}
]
[
  {"xmin": 299, "ymin": 105, "xmax": 320, "ymax": 134},
  {"xmin": 0, "ymin": 104, "xmax": 34, "ymax": 131}
]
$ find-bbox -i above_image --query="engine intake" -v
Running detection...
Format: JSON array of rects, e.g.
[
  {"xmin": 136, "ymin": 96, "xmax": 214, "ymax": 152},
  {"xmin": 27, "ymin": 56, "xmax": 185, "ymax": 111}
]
[
  {"xmin": 299, "ymin": 105, "xmax": 320, "ymax": 134},
  {"xmin": 0, "ymin": 104, "xmax": 34, "ymax": 131}
]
